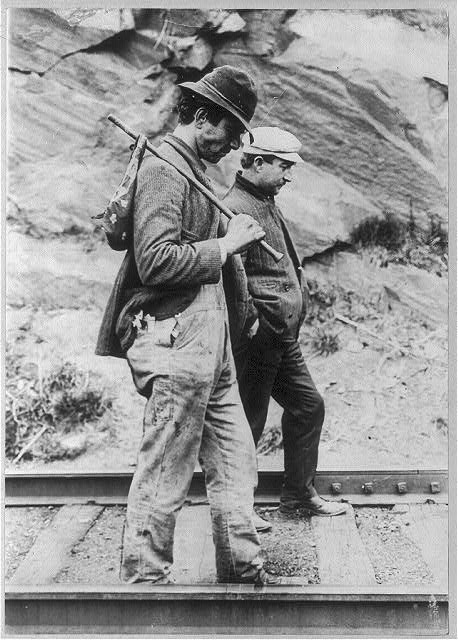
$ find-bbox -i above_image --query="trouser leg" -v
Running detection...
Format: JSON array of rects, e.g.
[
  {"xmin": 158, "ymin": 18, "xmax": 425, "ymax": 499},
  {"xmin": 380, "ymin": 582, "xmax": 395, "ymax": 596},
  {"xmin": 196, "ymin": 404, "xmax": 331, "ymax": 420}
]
[
  {"xmin": 199, "ymin": 346, "xmax": 263, "ymax": 582},
  {"xmin": 233, "ymin": 334, "xmax": 281, "ymax": 446},
  {"xmin": 271, "ymin": 341, "xmax": 325, "ymax": 504},
  {"xmin": 121, "ymin": 286, "xmax": 264, "ymax": 583},
  {"xmin": 120, "ymin": 369, "xmax": 210, "ymax": 583},
  {"xmin": 120, "ymin": 315, "xmax": 213, "ymax": 583}
]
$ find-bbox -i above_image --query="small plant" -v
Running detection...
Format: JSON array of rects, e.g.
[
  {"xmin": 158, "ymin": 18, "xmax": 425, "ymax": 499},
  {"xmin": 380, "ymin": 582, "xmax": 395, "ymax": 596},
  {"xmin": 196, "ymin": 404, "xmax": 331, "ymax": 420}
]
[
  {"xmin": 433, "ymin": 416, "xmax": 448, "ymax": 434},
  {"xmin": 5, "ymin": 349, "xmax": 113, "ymax": 462},
  {"xmin": 304, "ymin": 279, "xmax": 380, "ymax": 328},
  {"xmin": 421, "ymin": 215, "xmax": 448, "ymax": 254},
  {"xmin": 257, "ymin": 423, "xmax": 283, "ymax": 455},
  {"xmin": 310, "ymin": 326, "xmax": 340, "ymax": 356},
  {"xmin": 305, "ymin": 279, "xmax": 338, "ymax": 324}
]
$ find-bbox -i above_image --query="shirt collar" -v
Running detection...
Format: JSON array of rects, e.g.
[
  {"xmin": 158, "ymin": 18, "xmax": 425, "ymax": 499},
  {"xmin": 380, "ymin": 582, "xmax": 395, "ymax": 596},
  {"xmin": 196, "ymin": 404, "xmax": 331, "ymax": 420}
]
[
  {"xmin": 235, "ymin": 171, "xmax": 274, "ymax": 202},
  {"xmin": 163, "ymin": 133, "xmax": 207, "ymax": 173}
]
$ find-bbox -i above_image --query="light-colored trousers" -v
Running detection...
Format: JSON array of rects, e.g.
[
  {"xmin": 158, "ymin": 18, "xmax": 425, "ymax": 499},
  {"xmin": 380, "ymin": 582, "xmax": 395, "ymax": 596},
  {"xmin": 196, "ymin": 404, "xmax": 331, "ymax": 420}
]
[{"xmin": 120, "ymin": 282, "xmax": 262, "ymax": 583}]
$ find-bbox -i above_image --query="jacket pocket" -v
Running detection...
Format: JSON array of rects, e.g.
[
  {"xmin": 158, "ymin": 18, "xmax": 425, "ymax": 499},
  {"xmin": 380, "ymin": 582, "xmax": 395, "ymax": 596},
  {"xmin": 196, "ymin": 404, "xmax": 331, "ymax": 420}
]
[
  {"xmin": 116, "ymin": 309, "xmax": 137, "ymax": 353},
  {"xmin": 250, "ymin": 279, "xmax": 280, "ymax": 301},
  {"xmin": 260, "ymin": 280, "xmax": 279, "ymax": 290}
]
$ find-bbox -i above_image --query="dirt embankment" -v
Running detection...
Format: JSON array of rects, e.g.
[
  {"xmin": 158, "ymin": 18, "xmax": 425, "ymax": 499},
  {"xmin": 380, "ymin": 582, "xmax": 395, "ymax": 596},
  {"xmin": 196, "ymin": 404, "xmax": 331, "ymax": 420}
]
[{"xmin": 6, "ymin": 230, "xmax": 448, "ymax": 472}]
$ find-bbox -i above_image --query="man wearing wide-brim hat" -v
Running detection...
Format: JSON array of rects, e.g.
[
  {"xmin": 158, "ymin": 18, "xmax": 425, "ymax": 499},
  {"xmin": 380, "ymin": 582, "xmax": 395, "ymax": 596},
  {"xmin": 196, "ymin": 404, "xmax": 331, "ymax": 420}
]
[
  {"xmin": 224, "ymin": 126, "xmax": 348, "ymax": 524},
  {"xmin": 97, "ymin": 66, "xmax": 280, "ymax": 585}
]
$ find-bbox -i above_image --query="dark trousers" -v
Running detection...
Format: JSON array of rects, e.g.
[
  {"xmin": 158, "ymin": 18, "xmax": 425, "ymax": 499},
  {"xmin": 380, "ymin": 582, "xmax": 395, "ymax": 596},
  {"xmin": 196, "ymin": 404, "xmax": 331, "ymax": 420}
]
[{"xmin": 234, "ymin": 334, "xmax": 325, "ymax": 505}]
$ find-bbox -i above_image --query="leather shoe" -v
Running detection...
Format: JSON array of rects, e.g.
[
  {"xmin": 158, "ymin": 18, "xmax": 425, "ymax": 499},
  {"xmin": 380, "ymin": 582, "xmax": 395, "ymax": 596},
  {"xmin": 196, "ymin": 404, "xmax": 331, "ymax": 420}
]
[
  {"xmin": 253, "ymin": 510, "xmax": 272, "ymax": 532},
  {"xmin": 231, "ymin": 568, "xmax": 281, "ymax": 586},
  {"xmin": 280, "ymin": 495, "xmax": 348, "ymax": 517},
  {"xmin": 252, "ymin": 568, "xmax": 281, "ymax": 586}
]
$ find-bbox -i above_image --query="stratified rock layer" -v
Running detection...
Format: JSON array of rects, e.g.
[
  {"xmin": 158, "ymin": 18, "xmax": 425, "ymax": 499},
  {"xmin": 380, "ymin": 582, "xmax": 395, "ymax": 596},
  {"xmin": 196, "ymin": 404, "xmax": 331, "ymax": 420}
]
[{"xmin": 8, "ymin": 9, "xmax": 448, "ymax": 256}]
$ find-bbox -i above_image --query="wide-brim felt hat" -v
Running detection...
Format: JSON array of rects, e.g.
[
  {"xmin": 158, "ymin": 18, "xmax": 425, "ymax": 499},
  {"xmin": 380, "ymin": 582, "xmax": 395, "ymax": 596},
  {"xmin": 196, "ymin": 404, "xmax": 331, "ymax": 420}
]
[
  {"xmin": 179, "ymin": 65, "xmax": 257, "ymax": 142},
  {"xmin": 242, "ymin": 126, "xmax": 304, "ymax": 163}
]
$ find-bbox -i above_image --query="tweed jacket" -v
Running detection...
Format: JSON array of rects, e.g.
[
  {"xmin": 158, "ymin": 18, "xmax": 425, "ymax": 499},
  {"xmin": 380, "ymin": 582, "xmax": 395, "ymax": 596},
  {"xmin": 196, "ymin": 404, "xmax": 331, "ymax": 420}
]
[
  {"xmin": 96, "ymin": 134, "xmax": 225, "ymax": 358},
  {"xmin": 223, "ymin": 172, "xmax": 308, "ymax": 343}
]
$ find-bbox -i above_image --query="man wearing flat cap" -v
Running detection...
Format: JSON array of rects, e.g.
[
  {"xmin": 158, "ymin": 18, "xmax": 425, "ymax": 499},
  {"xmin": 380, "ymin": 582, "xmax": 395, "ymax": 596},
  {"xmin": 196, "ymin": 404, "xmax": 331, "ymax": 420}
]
[
  {"xmin": 224, "ymin": 126, "xmax": 347, "ymax": 523},
  {"xmin": 97, "ymin": 67, "xmax": 280, "ymax": 585}
]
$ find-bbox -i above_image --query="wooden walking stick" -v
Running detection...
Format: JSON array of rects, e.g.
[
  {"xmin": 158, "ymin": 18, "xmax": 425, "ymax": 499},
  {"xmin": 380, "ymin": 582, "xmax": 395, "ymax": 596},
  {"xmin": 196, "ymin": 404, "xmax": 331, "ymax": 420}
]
[{"xmin": 107, "ymin": 114, "xmax": 284, "ymax": 263}]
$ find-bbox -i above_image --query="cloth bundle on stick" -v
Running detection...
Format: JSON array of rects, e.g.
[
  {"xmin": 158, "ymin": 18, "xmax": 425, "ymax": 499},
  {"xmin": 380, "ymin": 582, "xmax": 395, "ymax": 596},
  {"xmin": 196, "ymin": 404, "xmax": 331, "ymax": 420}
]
[{"xmin": 93, "ymin": 134, "xmax": 148, "ymax": 250}]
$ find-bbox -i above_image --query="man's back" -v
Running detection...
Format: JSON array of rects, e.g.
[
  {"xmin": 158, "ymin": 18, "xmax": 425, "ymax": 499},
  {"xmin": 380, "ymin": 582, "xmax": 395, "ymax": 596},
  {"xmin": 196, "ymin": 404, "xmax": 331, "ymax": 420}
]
[{"xmin": 133, "ymin": 135, "xmax": 223, "ymax": 290}]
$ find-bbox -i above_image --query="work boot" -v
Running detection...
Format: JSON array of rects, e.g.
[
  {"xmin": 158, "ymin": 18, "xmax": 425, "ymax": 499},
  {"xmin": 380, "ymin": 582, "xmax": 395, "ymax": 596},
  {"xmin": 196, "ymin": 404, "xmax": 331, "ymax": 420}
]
[
  {"xmin": 280, "ymin": 495, "xmax": 348, "ymax": 517},
  {"xmin": 252, "ymin": 510, "xmax": 272, "ymax": 532},
  {"xmin": 133, "ymin": 574, "xmax": 176, "ymax": 585}
]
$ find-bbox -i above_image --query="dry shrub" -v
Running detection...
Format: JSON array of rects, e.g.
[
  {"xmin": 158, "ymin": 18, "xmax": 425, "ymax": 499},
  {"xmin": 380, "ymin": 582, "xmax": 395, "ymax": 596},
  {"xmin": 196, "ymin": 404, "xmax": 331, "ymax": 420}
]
[
  {"xmin": 350, "ymin": 211, "xmax": 448, "ymax": 276},
  {"xmin": 5, "ymin": 348, "xmax": 113, "ymax": 462},
  {"xmin": 350, "ymin": 212, "xmax": 406, "ymax": 251},
  {"xmin": 257, "ymin": 423, "xmax": 283, "ymax": 455},
  {"xmin": 305, "ymin": 279, "xmax": 381, "ymax": 327}
]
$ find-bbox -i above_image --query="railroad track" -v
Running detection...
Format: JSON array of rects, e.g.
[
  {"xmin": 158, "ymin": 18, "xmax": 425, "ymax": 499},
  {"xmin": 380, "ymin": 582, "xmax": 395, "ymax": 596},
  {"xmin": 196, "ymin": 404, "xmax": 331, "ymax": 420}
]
[{"xmin": 4, "ymin": 468, "xmax": 449, "ymax": 635}]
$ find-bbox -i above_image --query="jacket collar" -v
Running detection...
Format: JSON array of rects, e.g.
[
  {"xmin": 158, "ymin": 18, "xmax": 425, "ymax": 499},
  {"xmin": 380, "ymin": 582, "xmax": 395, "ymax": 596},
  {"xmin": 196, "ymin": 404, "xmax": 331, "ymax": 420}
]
[
  {"xmin": 163, "ymin": 134, "xmax": 207, "ymax": 174},
  {"xmin": 235, "ymin": 171, "xmax": 274, "ymax": 203}
]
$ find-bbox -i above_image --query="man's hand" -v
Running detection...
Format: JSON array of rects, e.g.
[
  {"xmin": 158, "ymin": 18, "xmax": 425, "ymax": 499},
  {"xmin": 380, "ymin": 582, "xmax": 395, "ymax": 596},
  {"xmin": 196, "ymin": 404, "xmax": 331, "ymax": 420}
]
[{"xmin": 219, "ymin": 214, "xmax": 265, "ymax": 256}]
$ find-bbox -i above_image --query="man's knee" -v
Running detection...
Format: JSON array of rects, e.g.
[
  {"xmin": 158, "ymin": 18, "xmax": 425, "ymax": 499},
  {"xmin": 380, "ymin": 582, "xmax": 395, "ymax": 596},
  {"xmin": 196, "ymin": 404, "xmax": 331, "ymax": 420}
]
[
  {"xmin": 312, "ymin": 391, "xmax": 325, "ymax": 427},
  {"xmin": 286, "ymin": 389, "xmax": 325, "ymax": 428}
]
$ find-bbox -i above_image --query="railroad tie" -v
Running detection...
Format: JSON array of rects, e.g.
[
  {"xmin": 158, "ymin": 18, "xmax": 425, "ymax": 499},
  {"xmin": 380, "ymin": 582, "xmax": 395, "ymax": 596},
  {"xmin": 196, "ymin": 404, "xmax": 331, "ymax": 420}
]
[
  {"xmin": 400, "ymin": 503, "xmax": 448, "ymax": 590},
  {"xmin": 312, "ymin": 505, "xmax": 377, "ymax": 585},
  {"xmin": 173, "ymin": 505, "xmax": 216, "ymax": 583},
  {"xmin": 9, "ymin": 504, "xmax": 103, "ymax": 585}
]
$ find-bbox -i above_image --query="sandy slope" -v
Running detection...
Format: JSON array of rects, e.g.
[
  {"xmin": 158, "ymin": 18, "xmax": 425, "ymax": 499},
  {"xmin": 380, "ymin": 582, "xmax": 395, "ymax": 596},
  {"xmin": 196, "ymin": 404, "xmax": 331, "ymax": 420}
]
[{"xmin": 6, "ymin": 231, "xmax": 448, "ymax": 472}]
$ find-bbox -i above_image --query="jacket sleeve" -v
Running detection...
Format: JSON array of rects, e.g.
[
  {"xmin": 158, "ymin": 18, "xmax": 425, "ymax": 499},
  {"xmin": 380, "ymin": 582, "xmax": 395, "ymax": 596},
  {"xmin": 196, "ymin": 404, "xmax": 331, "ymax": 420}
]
[
  {"xmin": 133, "ymin": 161, "xmax": 222, "ymax": 287},
  {"xmin": 221, "ymin": 192, "xmax": 261, "ymax": 332},
  {"xmin": 218, "ymin": 208, "xmax": 258, "ymax": 334}
]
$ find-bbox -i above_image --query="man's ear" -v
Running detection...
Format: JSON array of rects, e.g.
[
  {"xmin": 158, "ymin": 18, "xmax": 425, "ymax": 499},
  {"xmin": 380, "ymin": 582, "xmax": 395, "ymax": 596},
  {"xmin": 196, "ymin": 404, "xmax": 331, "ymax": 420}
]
[
  {"xmin": 194, "ymin": 107, "xmax": 208, "ymax": 128},
  {"xmin": 253, "ymin": 156, "xmax": 264, "ymax": 172}
]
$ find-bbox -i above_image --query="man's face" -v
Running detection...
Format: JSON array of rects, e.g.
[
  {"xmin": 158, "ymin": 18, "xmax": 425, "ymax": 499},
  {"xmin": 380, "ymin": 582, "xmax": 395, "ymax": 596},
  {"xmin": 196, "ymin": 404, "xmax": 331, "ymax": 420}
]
[
  {"xmin": 257, "ymin": 157, "xmax": 294, "ymax": 195},
  {"xmin": 196, "ymin": 114, "xmax": 245, "ymax": 164}
]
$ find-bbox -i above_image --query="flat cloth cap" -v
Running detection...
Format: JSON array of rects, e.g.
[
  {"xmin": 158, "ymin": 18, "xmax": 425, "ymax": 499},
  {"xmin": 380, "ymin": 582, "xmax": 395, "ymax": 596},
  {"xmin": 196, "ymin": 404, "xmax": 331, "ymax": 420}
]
[{"xmin": 242, "ymin": 126, "xmax": 304, "ymax": 163}]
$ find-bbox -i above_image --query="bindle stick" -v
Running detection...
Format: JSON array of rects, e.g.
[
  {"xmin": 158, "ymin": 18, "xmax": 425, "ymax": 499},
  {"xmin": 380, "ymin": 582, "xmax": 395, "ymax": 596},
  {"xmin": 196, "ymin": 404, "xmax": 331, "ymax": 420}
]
[{"xmin": 107, "ymin": 114, "xmax": 284, "ymax": 263}]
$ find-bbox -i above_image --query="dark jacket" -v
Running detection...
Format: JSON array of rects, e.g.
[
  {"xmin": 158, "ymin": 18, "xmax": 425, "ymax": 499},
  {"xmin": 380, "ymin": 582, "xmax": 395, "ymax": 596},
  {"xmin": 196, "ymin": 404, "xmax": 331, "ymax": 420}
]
[
  {"xmin": 96, "ymin": 134, "xmax": 223, "ymax": 358},
  {"xmin": 223, "ymin": 172, "xmax": 308, "ymax": 343}
]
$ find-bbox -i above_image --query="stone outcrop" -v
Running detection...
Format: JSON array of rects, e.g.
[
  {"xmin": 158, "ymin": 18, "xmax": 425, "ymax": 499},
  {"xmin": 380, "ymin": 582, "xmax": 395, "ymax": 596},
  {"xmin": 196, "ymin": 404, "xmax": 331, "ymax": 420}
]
[
  {"xmin": 7, "ymin": 8, "xmax": 448, "ymax": 257},
  {"xmin": 212, "ymin": 10, "xmax": 448, "ymax": 254}
]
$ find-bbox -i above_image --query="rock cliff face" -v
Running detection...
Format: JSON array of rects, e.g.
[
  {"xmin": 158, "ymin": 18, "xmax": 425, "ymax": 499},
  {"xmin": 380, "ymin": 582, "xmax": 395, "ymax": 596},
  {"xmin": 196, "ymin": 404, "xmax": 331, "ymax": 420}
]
[{"xmin": 8, "ymin": 8, "xmax": 448, "ymax": 257}]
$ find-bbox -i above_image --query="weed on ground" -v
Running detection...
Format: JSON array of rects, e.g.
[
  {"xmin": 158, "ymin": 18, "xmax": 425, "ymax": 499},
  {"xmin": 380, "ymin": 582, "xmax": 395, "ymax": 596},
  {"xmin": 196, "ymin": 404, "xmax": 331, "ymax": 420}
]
[{"xmin": 5, "ymin": 347, "xmax": 114, "ymax": 463}]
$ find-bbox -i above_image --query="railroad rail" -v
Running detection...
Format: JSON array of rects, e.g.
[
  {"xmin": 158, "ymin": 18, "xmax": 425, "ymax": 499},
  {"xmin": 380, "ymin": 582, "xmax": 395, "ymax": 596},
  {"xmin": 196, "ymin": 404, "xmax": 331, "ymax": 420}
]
[
  {"xmin": 4, "ymin": 468, "xmax": 450, "ymax": 635},
  {"xmin": 4, "ymin": 467, "xmax": 448, "ymax": 505},
  {"xmin": 6, "ymin": 584, "xmax": 448, "ymax": 635}
]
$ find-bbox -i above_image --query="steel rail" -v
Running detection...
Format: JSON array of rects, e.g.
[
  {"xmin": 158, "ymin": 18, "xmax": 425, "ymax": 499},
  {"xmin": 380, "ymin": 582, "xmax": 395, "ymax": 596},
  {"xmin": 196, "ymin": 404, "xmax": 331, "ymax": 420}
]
[
  {"xmin": 5, "ymin": 584, "xmax": 448, "ymax": 635},
  {"xmin": 5, "ymin": 468, "xmax": 448, "ymax": 506}
]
